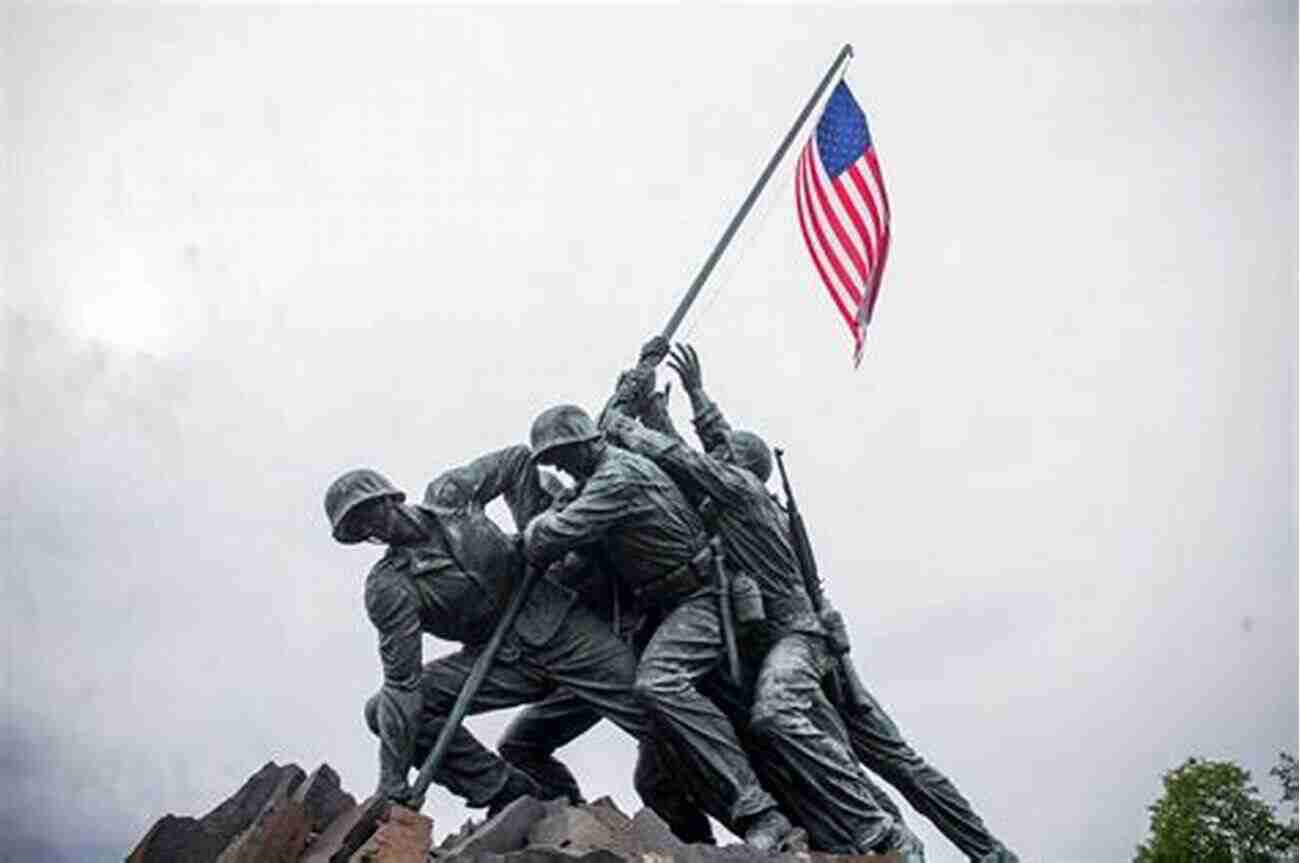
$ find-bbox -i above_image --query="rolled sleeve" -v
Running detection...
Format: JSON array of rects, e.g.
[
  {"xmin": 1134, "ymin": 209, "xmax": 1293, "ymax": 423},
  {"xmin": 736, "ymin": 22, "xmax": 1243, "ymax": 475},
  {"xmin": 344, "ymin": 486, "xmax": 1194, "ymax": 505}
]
[
  {"xmin": 425, "ymin": 444, "xmax": 549, "ymax": 530},
  {"xmin": 610, "ymin": 417, "xmax": 746, "ymax": 509},
  {"xmin": 524, "ymin": 475, "xmax": 629, "ymax": 566},
  {"xmin": 691, "ymin": 396, "xmax": 734, "ymax": 454}
]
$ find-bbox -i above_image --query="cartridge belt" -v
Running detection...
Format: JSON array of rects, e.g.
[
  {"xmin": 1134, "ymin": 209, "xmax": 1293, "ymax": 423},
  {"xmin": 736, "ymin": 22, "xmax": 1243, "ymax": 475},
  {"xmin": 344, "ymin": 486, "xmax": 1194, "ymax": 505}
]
[{"xmin": 631, "ymin": 544, "xmax": 716, "ymax": 606}]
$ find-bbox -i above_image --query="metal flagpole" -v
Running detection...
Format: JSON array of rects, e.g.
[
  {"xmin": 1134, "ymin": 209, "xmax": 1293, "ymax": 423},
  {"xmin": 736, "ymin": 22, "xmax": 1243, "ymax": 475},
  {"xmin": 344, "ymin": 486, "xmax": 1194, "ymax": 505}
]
[
  {"xmin": 408, "ymin": 565, "xmax": 545, "ymax": 804},
  {"xmin": 661, "ymin": 44, "xmax": 855, "ymax": 340}
]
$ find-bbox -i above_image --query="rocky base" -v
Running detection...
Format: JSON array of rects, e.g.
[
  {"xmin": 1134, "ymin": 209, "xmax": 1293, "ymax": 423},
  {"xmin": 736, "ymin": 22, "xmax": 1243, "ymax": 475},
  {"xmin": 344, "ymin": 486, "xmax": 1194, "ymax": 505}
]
[{"xmin": 128, "ymin": 761, "xmax": 901, "ymax": 863}]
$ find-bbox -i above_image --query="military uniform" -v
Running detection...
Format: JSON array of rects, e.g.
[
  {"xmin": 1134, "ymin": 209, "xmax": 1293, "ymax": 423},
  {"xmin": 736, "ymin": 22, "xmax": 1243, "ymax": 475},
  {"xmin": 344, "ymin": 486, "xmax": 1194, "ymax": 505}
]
[
  {"xmin": 498, "ymin": 544, "xmax": 720, "ymax": 843},
  {"xmin": 688, "ymin": 392, "xmax": 1008, "ymax": 861},
  {"xmin": 523, "ymin": 443, "xmax": 780, "ymax": 833},
  {"xmin": 361, "ymin": 445, "xmax": 655, "ymax": 807},
  {"xmin": 601, "ymin": 409, "xmax": 897, "ymax": 854}
]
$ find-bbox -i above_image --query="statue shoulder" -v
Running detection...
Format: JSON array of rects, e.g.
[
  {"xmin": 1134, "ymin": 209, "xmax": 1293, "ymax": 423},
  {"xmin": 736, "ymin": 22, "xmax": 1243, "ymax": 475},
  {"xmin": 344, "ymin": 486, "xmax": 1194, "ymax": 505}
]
[{"xmin": 366, "ymin": 549, "xmax": 411, "ymax": 589}]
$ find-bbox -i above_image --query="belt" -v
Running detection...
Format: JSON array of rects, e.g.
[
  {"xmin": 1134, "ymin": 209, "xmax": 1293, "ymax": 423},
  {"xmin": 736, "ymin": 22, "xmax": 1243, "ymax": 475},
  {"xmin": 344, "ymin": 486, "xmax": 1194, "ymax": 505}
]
[{"xmin": 631, "ymin": 545, "xmax": 716, "ymax": 606}]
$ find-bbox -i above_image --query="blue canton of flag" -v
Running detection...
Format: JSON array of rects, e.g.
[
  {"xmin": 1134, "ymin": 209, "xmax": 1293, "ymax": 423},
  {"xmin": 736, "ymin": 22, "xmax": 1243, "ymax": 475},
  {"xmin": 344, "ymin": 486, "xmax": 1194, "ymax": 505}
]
[{"xmin": 795, "ymin": 81, "xmax": 892, "ymax": 366}]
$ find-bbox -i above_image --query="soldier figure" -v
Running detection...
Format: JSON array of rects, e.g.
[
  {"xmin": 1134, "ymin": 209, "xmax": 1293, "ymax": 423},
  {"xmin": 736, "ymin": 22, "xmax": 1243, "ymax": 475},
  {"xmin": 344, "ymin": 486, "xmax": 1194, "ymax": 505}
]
[
  {"xmin": 598, "ymin": 383, "xmax": 912, "ymax": 855},
  {"xmin": 664, "ymin": 342, "xmax": 1020, "ymax": 863},
  {"xmin": 323, "ymin": 446, "xmax": 668, "ymax": 819},
  {"xmin": 520, "ymin": 397, "xmax": 800, "ymax": 851}
]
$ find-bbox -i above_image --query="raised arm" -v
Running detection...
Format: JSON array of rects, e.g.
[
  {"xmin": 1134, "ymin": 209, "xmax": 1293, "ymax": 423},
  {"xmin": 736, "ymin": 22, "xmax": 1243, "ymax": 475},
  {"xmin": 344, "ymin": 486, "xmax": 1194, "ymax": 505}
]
[
  {"xmin": 424, "ymin": 444, "xmax": 551, "ymax": 529},
  {"xmin": 522, "ymin": 471, "xmax": 632, "ymax": 568},
  {"xmin": 603, "ymin": 409, "xmax": 746, "ymax": 509},
  {"xmin": 666, "ymin": 343, "xmax": 733, "ymax": 454},
  {"xmin": 597, "ymin": 335, "xmax": 672, "ymax": 427}
]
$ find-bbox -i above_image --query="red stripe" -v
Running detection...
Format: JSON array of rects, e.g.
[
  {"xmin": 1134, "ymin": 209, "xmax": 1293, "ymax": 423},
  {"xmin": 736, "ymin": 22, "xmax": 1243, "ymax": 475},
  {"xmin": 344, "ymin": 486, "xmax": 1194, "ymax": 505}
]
[
  {"xmin": 802, "ymin": 148, "xmax": 863, "ymax": 306},
  {"xmin": 830, "ymin": 174, "xmax": 877, "ymax": 272},
  {"xmin": 796, "ymin": 147, "xmax": 856, "ymax": 334},
  {"xmin": 865, "ymin": 149, "xmax": 891, "ymax": 220},
  {"xmin": 807, "ymin": 143, "xmax": 869, "ymax": 286},
  {"xmin": 799, "ymin": 148, "xmax": 861, "ymax": 320},
  {"xmin": 846, "ymin": 163, "xmax": 884, "ymax": 245}
]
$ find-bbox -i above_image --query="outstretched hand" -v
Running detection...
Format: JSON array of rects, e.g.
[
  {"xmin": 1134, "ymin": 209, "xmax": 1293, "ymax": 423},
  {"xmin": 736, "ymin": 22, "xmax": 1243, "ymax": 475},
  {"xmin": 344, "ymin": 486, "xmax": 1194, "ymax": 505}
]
[
  {"xmin": 666, "ymin": 343, "xmax": 703, "ymax": 393},
  {"xmin": 638, "ymin": 335, "xmax": 671, "ymax": 367}
]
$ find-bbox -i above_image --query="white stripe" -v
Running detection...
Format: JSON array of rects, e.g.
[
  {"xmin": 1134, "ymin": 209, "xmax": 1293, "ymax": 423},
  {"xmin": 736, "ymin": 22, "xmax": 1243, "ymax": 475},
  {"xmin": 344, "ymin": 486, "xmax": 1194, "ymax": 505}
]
[
  {"xmin": 853, "ymin": 154, "xmax": 890, "ymax": 325},
  {"xmin": 809, "ymin": 138, "xmax": 872, "ymax": 295},
  {"xmin": 798, "ymin": 148, "xmax": 861, "ymax": 317},
  {"xmin": 796, "ymin": 147, "xmax": 856, "ymax": 319},
  {"xmin": 840, "ymin": 155, "xmax": 884, "ymax": 264},
  {"xmin": 854, "ymin": 154, "xmax": 890, "ymax": 238}
]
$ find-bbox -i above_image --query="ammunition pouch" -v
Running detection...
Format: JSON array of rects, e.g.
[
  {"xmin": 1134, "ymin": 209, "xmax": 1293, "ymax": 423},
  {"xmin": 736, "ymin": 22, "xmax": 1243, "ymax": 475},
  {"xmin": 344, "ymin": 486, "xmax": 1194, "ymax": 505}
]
[
  {"xmin": 820, "ymin": 608, "xmax": 852, "ymax": 656},
  {"xmin": 631, "ymin": 544, "xmax": 716, "ymax": 607},
  {"xmin": 730, "ymin": 574, "xmax": 766, "ymax": 625}
]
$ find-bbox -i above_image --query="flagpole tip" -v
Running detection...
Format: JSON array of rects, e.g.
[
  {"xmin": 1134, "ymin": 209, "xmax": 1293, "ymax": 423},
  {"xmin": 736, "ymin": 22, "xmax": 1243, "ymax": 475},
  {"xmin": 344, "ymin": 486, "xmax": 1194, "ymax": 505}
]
[{"xmin": 845, "ymin": 43, "xmax": 855, "ymax": 58}]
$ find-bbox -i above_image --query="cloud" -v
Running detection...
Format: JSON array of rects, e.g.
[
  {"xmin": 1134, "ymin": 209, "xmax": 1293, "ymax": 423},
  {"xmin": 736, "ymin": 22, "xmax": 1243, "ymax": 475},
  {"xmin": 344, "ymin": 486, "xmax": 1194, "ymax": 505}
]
[{"xmin": 3, "ymin": 6, "xmax": 1296, "ymax": 863}]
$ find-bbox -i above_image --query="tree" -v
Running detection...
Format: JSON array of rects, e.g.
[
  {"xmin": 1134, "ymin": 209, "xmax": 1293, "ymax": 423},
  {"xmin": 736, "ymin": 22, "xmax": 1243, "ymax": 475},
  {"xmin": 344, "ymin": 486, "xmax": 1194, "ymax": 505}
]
[
  {"xmin": 1270, "ymin": 752, "xmax": 1299, "ymax": 862},
  {"xmin": 1134, "ymin": 756, "xmax": 1296, "ymax": 863}
]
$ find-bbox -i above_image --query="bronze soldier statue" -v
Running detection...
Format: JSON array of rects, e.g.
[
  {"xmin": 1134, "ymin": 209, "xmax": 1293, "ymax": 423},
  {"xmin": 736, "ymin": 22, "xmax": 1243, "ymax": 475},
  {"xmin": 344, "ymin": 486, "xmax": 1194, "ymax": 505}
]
[
  {"xmin": 520, "ymin": 391, "xmax": 802, "ymax": 851},
  {"xmin": 323, "ymin": 446, "xmax": 677, "ymax": 821},
  {"xmin": 662, "ymin": 342, "xmax": 1020, "ymax": 863},
  {"xmin": 597, "ymin": 372, "xmax": 914, "ymax": 856}
]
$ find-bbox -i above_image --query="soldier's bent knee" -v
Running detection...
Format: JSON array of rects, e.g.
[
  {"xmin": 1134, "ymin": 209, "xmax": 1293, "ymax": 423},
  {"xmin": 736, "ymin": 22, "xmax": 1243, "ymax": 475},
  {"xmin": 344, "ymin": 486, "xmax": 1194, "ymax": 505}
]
[
  {"xmin": 634, "ymin": 665, "xmax": 686, "ymax": 710},
  {"xmin": 749, "ymin": 702, "xmax": 799, "ymax": 740},
  {"xmin": 497, "ymin": 737, "xmax": 541, "ymax": 762},
  {"xmin": 364, "ymin": 693, "xmax": 380, "ymax": 737}
]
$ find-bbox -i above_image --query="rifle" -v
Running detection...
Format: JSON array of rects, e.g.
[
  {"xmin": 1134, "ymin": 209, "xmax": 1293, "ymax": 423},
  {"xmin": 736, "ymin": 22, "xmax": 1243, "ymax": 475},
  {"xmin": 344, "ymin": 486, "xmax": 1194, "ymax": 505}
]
[{"xmin": 773, "ymin": 448, "xmax": 874, "ymax": 713}]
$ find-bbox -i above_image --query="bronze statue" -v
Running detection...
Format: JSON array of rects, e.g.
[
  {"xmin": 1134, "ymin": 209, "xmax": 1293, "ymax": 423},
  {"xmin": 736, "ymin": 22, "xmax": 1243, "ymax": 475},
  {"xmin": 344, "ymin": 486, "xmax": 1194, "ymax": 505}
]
[
  {"xmin": 598, "ymin": 348, "xmax": 912, "ymax": 857},
  {"xmin": 324, "ymin": 448, "xmax": 678, "ymax": 824},
  {"xmin": 662, "ymin": 342, "xmax": 1020, "ymax": 863},
  {"xmin": 521, "ymin": 396, "xmax": 800, "ymax": 852}
]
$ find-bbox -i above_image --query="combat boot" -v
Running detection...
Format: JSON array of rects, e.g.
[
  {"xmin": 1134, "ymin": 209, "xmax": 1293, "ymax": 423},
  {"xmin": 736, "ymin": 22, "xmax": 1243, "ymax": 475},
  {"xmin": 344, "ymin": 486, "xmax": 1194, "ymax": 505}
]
[
  {"xmin": 973, "ymin": 843, "xmax": 1020, "ymax": 863},
  {"xmin": 871, "ymin": 822, "xmax": 926, "ymax": 863},
  {"xmin": 895, "ymin": 823, "xmax": 926, "ymax": 863},
  {"xmin": 485, "ymin": 769, "xmax": 543, "ymax": 819},
  {"xmin": 742, "ymin": 808, "xmax": 797, "ymax": 851}
]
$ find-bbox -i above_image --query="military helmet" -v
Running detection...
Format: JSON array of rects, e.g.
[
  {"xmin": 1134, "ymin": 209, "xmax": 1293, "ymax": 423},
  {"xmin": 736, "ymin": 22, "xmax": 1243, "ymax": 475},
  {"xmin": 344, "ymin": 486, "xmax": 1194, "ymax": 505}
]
[
  {"xmin": 727, "ymin": 430, "xmax": 773, "ymax": 484},
  {"xmin": 530, "ymin": 404, "xmax": 602, "ymax": 463},
  {"xmin": 324, "ymin": 468, "xmax": 405, "ymax": 544}
]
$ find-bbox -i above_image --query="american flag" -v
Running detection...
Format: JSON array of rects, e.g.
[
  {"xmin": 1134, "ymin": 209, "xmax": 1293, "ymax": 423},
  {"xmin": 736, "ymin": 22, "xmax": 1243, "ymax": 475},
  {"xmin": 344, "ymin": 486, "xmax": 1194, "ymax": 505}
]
[{"xmin": 794, "ymin": 80, "xmax": 891, "ymax": 366}]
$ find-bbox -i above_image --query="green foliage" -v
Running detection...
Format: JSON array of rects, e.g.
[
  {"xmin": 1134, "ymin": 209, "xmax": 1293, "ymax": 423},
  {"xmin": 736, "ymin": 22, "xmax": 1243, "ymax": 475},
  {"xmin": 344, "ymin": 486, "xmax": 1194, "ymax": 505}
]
[
  {"xmin": 1270, "ymin": 752, "xmax": 1299, "ymax": 861},
  {"xmin": 1134, "ymin": 755, "xmax": 1297, "ymax": 863}
]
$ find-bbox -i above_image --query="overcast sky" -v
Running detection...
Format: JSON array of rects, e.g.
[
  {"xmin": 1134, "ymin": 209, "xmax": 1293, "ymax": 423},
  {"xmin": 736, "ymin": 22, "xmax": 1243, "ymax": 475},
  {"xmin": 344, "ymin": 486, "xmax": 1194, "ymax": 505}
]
[{"xmin": 3, "ymin": 4, "xmax": 1296, "ymax": 862}]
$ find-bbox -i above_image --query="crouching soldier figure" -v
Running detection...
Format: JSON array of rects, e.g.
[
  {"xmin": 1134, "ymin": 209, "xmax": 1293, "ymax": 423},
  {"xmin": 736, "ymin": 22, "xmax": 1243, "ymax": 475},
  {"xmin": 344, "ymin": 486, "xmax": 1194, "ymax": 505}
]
[{"xmin": 323, "ymin": 446, "xmax": 664, "ymax": 817}]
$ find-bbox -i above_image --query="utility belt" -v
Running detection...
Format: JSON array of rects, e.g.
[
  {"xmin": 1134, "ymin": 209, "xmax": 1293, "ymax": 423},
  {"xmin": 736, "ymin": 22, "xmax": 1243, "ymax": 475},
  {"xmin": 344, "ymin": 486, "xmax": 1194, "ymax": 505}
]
[
  {"xmin": 631, "ymin": 544, "xmax": 718, "ymax": 607},
  {"xmin": 631, "ymin": 539, "xmax": 770, "ymax": 687},
  {"xmin": 629, "ymin": 543, "xmax": 766, "ymax": 622}
]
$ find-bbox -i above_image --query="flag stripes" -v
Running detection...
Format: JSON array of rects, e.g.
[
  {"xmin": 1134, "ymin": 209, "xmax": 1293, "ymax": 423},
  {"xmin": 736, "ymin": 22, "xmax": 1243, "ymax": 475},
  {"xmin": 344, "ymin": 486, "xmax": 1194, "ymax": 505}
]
[{"xmin": 793, "ymin": 81, "xmax": 891, "ymax": 366}]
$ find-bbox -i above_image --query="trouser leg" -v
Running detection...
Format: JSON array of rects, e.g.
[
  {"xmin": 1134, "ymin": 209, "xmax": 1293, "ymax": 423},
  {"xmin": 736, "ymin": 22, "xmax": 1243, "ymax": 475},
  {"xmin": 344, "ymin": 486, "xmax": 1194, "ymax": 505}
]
[
  {"xmin": 364, "ymin": 688, "xmax": 511, "ymax": 806},
  {"xmin": 525, "ymin": 604, "xmax": 653, "ymax": 741},
  {"xmin": 703, "ymin": 664, "xmax": 905, "ymax": 830},
  {"xmin": 514, "ymin": 606, "xmax": 707, "ymax": 841},
  {"xmin": 635, "ymin": 592, "xmax": 778, "ymax": 829},
  {"xmin": 415, "ymin": 645, "xmax": 551, "ymax": 807},
  {"xmin": 749, "ymin": 633, "xmax": 894, "ymax": 853},
  {"xmin": 497, "ymin": 690, "xmax": 598, "ymax": 804},
  {"xmin": 841, "ymin": 677, "xmax": 998, "ymax": 859},
  {"xmin": 632, "ymin": 736, "xmax": 716, "ymax": 843}
]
